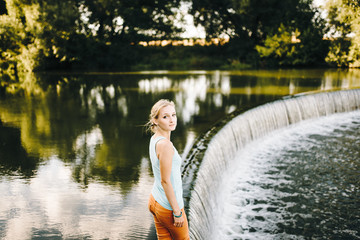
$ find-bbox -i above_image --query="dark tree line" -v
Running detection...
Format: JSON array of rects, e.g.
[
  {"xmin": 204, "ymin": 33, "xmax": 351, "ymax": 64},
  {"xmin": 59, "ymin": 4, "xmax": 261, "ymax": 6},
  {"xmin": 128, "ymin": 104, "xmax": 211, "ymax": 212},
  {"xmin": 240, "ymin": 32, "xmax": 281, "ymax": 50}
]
[
  {"xmin": 0, "ymin": 0, "xmax": 359, "ymax": 81},
  {"xmin": 190, "ymin": 0, "xmax": 329, "ymax": 67}
]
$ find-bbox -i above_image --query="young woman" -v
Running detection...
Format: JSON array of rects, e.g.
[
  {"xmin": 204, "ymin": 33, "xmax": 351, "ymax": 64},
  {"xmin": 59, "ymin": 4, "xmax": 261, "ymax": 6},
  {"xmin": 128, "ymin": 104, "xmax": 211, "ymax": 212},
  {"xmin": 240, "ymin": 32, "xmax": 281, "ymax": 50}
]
[{"xmin": 147, "ymin": 99, "xmax": 190, "ymax": 240}]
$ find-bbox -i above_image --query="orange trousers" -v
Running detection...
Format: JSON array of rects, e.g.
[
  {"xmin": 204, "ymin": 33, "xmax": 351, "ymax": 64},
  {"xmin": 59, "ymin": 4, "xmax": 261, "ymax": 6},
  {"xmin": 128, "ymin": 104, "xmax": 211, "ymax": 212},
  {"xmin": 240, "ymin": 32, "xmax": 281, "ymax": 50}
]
[{"xmin": 148, "ymin": 194, "xmax": 190, "ymax": 240}]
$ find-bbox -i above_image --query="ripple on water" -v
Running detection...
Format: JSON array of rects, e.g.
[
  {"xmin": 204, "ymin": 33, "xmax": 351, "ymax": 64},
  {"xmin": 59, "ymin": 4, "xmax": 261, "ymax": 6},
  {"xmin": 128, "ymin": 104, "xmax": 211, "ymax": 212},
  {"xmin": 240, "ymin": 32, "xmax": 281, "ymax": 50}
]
[{"xmin": 216, "ymin": 111, "xmax": 360, "ymax": 240}]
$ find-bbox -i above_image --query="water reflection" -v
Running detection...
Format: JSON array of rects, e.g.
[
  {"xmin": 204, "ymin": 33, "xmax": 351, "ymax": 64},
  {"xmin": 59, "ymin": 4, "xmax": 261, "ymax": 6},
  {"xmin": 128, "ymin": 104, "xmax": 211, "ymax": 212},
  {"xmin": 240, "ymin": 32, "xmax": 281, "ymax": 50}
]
[
  {"xmin": 138, "ymin": 77, "xmax": 172, "ymax": 93},
  {"xmin": 0, "ymin": 69, "xmax": 360, "ymax": 239},
  {"xmin": 0, "ymin": 157, "xmax": 154, "ymax": 239},
  {"xmin": 0, "ymin": 121, "xmax": 39, "ymax": 177}
]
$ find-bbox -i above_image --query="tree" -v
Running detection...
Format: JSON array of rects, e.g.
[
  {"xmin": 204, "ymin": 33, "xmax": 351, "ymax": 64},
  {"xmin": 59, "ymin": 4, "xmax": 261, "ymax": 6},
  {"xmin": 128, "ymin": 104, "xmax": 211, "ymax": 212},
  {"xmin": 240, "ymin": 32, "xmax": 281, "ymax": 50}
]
[
  {"xmin": 255, "ymin": 24, "xmax": 299, "ymax": 67},
  {"xmin": 0, "ymin": 0, "xmax": 185, "ymax": 73},
  {"xmin": 324, "ymin": 0, "xmax": 360, "ymax": 67},
  {"xmin": 0, "ymin": 0, "xmax": 44, "ymax": 76},
  {"xmin": 190, "ymin": 0, "xmax": 312, "ymax": 40},
  {"xmin": 189, "ymin": 0, "xmax": 328, "ymax": 67},
  {"xmin": 82, "ymin": 0, "xmax": 183, "ymax": 43}
]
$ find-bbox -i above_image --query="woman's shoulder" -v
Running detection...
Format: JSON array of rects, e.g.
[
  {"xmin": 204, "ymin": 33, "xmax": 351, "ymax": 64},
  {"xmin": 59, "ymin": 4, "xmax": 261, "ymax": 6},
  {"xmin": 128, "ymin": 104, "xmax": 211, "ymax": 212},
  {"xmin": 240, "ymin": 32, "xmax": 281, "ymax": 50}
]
[
  {"xmin": 156, "ymin": 138, "xmax": 172, "ymax": 148},
  {"xmin": 155, "ymin": 138, "xmax": 173, "ymax": 154}
]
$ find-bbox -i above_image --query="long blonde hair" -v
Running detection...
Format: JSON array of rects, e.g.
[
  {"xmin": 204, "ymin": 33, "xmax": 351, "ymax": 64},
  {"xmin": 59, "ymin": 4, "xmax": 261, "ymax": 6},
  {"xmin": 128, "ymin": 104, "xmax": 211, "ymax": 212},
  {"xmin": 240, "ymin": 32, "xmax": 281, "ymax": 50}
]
[{"xmin": 145, "ymin": 99, "xmax": 175, "ymax": 133}]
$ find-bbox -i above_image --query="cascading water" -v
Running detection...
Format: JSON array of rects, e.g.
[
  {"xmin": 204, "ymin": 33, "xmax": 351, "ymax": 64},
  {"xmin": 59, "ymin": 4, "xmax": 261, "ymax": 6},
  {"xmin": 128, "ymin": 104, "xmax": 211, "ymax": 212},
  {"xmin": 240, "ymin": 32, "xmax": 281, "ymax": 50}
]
[{"xmin": 182, "ymin": 89, "xmax": 360, "ymax": 240}]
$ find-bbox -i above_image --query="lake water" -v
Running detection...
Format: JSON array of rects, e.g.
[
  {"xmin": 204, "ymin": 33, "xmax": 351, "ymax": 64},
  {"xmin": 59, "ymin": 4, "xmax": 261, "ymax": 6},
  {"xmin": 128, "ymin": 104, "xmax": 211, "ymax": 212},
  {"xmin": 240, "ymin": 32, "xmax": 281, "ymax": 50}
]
[{"xmin": 0, "ymin": 69, "xmax": 359, "ymax": 239}]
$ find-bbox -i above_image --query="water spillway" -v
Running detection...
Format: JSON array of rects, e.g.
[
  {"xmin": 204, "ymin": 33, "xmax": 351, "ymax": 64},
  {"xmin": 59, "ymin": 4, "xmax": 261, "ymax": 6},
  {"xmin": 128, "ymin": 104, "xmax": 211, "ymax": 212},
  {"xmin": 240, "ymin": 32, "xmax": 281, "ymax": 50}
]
[{"xmin": 182, "ymin": 89, "xmax": 360, "ymax": 239}]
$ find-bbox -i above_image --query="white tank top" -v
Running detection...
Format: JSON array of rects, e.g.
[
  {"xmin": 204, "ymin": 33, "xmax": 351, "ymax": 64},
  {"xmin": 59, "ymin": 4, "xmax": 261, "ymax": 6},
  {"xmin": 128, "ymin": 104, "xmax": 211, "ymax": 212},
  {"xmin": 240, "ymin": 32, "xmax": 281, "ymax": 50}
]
[{"xmin": 149, "ymin": 136, "xmax": 184, "ymax": 210}]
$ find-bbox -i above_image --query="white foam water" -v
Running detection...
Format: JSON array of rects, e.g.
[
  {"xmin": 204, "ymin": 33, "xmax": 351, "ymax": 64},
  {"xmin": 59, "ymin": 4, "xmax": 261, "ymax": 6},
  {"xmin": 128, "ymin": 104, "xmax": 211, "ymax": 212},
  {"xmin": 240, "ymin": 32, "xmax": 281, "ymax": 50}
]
[{"xmin": 215, "ymin": 110, "xmax": 360, "ymax": 239}]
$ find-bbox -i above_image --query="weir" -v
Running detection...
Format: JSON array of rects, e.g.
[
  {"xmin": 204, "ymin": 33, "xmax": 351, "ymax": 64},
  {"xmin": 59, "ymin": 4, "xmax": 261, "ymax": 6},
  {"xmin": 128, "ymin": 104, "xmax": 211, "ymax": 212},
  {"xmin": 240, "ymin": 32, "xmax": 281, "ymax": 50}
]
[{"xmin": 182, "ymin": 89, "xmax": 360, "ymax": 240}]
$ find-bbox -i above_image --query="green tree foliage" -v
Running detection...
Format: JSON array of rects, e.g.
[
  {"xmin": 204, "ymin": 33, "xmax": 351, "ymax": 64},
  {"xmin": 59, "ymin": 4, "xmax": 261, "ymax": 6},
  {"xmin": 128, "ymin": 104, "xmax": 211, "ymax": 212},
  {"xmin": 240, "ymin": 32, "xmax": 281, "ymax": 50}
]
[
  {"xmin": 0, "ymin": 0, "xmax": 183, "ymax": 75},
  {"xmin": 1, "ymin": 0, "xmax": 359, "ymax": 74},
  {"xmin": 82, "ymin": 0, "xmax": 183, "ymax": 43},
  {"xmin": 190, "ymin": 0, "xmax": 302, "ymax": 40},
  {"xmin": 255, "ymin": 24, "xmax": 299, "ymax": 67},
  {"xmin": 324, "ymin": 0, "xmax": 360, "ymax": 67},
  {"xmin": 256, "ymin": 24, "xmax": 329, "ymax": 67},
  {"xmin": 190, "ymin": 0, "xmax": 328, "ymax": 67},
  {"xmin": 0, "ymin": 0, "xmax": 44, "ymax": 84},
  {"xmin": 74, "ymin": 0, "xmax": 184, "ymax": 69}
]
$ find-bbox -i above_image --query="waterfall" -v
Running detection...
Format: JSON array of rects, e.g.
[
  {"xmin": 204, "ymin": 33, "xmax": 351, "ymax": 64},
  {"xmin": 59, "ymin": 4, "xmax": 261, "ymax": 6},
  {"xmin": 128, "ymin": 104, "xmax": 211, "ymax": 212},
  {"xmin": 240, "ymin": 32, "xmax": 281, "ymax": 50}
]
[{"xmin": 182, "ymin": 89, "xmax": 360, "ymax": 240}]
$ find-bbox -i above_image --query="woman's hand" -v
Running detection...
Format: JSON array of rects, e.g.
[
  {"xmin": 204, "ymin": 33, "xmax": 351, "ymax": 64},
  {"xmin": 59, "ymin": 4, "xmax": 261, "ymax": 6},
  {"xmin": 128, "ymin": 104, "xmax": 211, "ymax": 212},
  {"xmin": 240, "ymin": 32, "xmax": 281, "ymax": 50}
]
[{"xmin": 173, "ymin": 212, "xmax": 185, "ymax": 228}]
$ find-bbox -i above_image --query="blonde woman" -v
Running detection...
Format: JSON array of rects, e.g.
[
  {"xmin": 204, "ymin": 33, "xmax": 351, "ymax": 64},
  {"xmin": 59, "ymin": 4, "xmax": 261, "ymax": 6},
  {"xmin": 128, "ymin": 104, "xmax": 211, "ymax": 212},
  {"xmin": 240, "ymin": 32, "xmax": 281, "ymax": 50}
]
[{"xmin": 147, "ymin": 99, "xmax": 190, "ymax": 240}]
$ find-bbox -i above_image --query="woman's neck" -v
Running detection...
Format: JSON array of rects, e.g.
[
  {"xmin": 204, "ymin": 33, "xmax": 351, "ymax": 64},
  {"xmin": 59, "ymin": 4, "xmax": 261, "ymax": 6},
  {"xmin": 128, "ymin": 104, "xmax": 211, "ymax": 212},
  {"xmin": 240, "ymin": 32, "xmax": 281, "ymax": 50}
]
[{"xmin": 154, "ymin": 129, "xmax": 171, "ymax": 140}]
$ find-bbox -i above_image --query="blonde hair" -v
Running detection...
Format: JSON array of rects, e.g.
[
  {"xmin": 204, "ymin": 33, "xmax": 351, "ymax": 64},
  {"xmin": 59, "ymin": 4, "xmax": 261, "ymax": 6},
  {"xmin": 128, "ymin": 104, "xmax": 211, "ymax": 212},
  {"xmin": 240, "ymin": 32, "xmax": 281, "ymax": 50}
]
[{"xmin": 145, "ymin": 99, "xmax": 175, "ymax": 133}]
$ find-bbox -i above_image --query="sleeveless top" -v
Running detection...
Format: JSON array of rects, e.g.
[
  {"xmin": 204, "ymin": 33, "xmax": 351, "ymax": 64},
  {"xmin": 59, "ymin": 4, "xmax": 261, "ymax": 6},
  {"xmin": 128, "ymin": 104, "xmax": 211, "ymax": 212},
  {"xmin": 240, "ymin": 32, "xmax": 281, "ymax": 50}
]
[{"xmin": 149, "ymin": 136, "xmax": 184, "ymax": 210}]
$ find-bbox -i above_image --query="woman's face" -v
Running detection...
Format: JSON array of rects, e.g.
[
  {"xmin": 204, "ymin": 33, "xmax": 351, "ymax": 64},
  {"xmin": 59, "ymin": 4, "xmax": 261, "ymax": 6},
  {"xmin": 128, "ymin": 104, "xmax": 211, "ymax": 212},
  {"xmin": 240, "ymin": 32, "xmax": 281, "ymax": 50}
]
[{"xmin": 155, "ymin": 105, "xmax": 177, "ymax": 132}]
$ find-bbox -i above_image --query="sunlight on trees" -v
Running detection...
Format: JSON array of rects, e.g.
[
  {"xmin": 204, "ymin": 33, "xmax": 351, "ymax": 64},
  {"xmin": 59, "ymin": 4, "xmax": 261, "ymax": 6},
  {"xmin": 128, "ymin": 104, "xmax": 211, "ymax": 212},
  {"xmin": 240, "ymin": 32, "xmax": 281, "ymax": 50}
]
[
  {"xmin": 0, "ymin": 0, "xmax": 359, "ymax": 84},
  {"xmin": 256, "ymin": 25, "xmax": 299, "ymax": 67},
  {"xmin": 0, "ymin": 0, "xmax": 44, "ymax": 80},
  {"xmin": 324, "ymin": 0, "xmax": 360, "ymax": 67}
]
